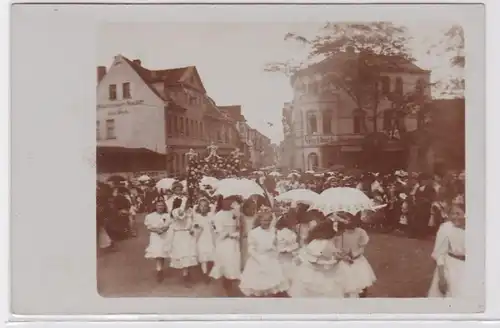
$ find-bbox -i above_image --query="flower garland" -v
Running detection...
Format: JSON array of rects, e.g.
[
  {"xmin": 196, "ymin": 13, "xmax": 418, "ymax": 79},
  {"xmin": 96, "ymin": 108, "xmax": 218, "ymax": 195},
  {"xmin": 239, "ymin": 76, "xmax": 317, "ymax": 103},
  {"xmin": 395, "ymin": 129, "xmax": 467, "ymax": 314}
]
[{"xmin": 185, "ymin": 145, "xmax": 250, "ymax": 205}]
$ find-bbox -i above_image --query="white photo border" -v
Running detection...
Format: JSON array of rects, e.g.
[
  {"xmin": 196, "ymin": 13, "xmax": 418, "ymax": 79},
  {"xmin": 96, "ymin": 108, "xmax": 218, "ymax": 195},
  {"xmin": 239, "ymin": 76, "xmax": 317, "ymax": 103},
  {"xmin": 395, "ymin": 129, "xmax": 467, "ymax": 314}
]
[{"xmin": 8, "ymin": 0, "xmax": 496, "ymax": 322}]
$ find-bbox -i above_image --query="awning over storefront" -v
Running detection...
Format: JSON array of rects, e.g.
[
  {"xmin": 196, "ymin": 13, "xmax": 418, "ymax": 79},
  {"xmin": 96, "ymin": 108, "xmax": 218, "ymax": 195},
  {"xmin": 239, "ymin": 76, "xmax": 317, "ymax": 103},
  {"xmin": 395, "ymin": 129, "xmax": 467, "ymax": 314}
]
[{"xmin": 96, "ymin": 146, "xmax": 166, "ymax": 174}]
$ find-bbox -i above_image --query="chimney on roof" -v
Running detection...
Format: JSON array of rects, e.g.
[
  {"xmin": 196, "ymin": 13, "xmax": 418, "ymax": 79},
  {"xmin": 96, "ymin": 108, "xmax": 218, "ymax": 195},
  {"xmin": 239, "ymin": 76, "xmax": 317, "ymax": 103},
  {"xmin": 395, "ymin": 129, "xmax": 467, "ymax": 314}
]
[
  {"xmin": 132, "ymin": 59, "xmax": 142, "ymax": 66},
  {"xmin": 97, "ymin": 66, "xmax": 106, "ymax": 83}
]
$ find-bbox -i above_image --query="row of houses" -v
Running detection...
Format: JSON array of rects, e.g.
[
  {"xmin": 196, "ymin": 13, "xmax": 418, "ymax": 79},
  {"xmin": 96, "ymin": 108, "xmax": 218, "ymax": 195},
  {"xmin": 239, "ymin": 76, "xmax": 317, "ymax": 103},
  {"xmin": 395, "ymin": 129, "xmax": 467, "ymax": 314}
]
[{"xmin": 96, "ymin": 55, "xmax": 274, "ymax": 180}]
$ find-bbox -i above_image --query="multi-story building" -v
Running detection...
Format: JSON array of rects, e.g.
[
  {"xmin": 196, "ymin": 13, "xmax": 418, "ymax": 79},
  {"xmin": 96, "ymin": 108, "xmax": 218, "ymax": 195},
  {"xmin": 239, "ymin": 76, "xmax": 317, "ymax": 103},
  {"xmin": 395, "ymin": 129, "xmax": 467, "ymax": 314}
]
[
  {"xmin": 96, "ymin": 54, "xmax": 242, "ymax": 179},
  {"xmin": 220, "ymin": 105, "xmax": 275, "ymax": 169},
  {"xmin": 285, "ymin": 49, "xmax": 431, "ymax": 172}
]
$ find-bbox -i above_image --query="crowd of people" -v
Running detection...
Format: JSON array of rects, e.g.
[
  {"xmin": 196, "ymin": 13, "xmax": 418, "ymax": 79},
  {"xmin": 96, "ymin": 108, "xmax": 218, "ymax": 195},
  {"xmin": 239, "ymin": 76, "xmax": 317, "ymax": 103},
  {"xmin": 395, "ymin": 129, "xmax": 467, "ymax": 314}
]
[{"xmin": 96, "ymin": 166, "xmax": 466, "ymax": 298}]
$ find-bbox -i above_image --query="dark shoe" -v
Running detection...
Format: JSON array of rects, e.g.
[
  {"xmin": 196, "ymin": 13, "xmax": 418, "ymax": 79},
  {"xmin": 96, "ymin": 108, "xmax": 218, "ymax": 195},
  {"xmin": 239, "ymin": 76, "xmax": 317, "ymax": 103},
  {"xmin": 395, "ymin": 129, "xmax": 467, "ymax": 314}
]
[{"xmin": 156, "ymin": 270, "xmax": 164, "ymax": 283}]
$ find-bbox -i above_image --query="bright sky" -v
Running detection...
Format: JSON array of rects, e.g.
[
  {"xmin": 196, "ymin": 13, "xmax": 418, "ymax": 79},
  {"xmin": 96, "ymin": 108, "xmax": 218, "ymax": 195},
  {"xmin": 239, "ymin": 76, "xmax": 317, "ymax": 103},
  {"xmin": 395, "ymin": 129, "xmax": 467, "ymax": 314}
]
[{"xmin": 98, "ymin": 22, "xmax": 459, "ymax": 144}]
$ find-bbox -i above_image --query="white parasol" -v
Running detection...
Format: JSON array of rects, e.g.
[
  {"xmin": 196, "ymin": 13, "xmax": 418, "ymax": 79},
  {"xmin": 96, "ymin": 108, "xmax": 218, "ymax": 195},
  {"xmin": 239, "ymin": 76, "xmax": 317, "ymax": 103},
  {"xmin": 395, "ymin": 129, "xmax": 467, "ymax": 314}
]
[
  {"xmin": 137, "ymin": 175, "xmax": 151, "ymax": 182},
  {"xmin": 214, "ymin": 178, "xmax": 265, "ymax": 199},
  {"xmin": 200, "ymin": 176, "xmax": 219, "ymax": 189},
  {"xmin": 287, "ymin": 172, "xmax": 300, "ymax": 179},
  {"xmin": 200, "ymin": 176, "xmax": 219, "ymax": 188},
  {"xmin": 310, "ymin": 187, "xmax": 380, "ymax": 215},
  {"xmin": 156, "ymin": 178, "xmax": 176, "ymax": 190},
  {"xmin": 269, "ymin": 171, "xmax": 282, "ymax": 177},
  {"xmin": 275, "ymin": 189, "xmax": 320, "ymax": 205}
]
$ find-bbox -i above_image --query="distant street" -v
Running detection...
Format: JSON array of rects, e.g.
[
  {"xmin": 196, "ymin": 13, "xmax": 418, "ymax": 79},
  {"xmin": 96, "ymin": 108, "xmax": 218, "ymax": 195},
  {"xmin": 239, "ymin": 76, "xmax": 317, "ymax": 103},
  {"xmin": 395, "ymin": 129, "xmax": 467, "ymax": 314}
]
[{"xmin": 97, "ymin": 214, "xmax": 436, "ymax": 298}]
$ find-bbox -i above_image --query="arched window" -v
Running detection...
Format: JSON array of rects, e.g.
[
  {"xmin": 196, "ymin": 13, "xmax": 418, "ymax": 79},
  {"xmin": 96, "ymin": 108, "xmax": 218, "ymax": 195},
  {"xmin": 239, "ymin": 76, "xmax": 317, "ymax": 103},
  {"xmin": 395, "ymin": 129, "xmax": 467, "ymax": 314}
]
[
  {"xmin": 415, "ymin": 78, "xmax": 425, "ymax": 95},
  {"xmin": 179, "ymin": 117, "xmax": 184, "ymax": 135},
  {"xmin": 171, "ymin": 153, "xmax": 179, "ymax": 174},
  {"xmin": 322, "ymin": 110, "xmax": 333, "ymax": 134},
  {"xmin": 380, "ymin": 76, "xmax": 391, "ymax": 95},
  {"xmin": 353, "ymin": 109, "xmax": 366, "ymax": 134},
  {"xmin": 383, "ymin": 109, "xmax": 393, "ymax": 131},
  {"xmin": 307, "ymin": 112, "xmax": 318, "ymax": 134},
  {"xmin": 395, "ymin": 77, "xmax": 403, "ymax": 96},
  {"xmin": 173, "ymin": 116, "xmax": 178, "ymax": 136},
  {"xmin": 308, "ymin": 153, "xmax": 319, "ymax": 171}
]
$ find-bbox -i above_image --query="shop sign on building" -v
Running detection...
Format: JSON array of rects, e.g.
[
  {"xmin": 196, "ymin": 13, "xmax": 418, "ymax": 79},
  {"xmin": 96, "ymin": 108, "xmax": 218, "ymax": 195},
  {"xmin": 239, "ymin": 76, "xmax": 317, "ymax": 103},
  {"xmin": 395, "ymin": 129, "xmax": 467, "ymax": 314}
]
[
  {"xmin": 97, "ymin": 99, "xmax": 144, "ymax": 109},
  {"xmin": 303, "ymin": 135, "xmax": 338, "ymax": 146}
]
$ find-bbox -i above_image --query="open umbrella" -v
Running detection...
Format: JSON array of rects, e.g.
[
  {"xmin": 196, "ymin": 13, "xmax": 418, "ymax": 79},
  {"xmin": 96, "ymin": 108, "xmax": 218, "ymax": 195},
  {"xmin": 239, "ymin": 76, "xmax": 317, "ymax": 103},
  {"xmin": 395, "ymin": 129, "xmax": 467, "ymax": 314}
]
[
  {"xmin": 269, "ymin": 171, "xmax": 282, "ymax": 177},
  {"xmin": 200, "ymin": 176, "xmax": 219, "ymax": 188},
  {"xmin": 215, "ymin": 178, "xmax": 265, "ymax": 199},
  {"xmin": 156, "ymin": 178, "xmax": 176, "ymax": 190},
  {"xmin": 275, "ymin": 189, "xmax": 320, "ymax": 205},
  {"xmin": 310, "ymin": 187, "xmax": 379, "ymax": 215},
  {"xmin": 137, "ymin": 175, "xmax": 151, "ymax": 182}
]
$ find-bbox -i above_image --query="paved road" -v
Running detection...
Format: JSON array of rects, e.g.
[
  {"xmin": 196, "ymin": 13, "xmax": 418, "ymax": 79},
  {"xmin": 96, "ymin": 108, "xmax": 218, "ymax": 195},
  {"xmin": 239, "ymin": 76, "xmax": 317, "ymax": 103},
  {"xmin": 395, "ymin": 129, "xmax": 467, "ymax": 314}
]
[
  {"xmin": 97, "ymin": 214, "xmax": 226, "ymax": 297},
  {"xmin": 97, "ymin": 214, "xmax": 435, "ymax": 298}
]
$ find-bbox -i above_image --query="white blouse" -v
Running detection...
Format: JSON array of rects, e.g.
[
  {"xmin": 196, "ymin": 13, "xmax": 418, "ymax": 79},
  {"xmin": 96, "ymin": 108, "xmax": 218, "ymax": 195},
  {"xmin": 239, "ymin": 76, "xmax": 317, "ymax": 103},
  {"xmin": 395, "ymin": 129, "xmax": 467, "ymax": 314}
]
[{"xmin": 431, "ymin": 221, "xmax": 466, "ymax": 266}]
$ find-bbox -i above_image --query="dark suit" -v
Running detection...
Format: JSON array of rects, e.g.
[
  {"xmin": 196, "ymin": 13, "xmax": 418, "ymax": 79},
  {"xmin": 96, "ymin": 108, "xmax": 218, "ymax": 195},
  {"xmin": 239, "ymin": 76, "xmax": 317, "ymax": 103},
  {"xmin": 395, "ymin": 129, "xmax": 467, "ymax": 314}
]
[{"xmin": 412, "ymin": 185, "xmax": 436, "ymax": 237}]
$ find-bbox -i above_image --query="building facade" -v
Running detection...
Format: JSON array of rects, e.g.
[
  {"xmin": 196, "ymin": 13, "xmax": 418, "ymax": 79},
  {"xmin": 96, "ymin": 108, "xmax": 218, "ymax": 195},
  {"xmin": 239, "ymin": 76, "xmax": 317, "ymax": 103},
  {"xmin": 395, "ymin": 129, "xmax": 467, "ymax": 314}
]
[
  {"xmin": 220, "ymin": 106, "xmax": 275, "ymax": 169},
  {"xmin": 283, "ymin": 53, "xmax": 431, "ymax": 172},
  {"xmin": 96, "ymin": 55, "xmax": 242, "ymax": 178}
]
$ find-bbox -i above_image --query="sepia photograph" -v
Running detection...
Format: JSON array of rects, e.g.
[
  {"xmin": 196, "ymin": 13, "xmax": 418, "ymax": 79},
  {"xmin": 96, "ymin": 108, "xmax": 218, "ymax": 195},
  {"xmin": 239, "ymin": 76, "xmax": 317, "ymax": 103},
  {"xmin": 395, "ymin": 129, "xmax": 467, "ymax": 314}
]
[{"xmin": 95, "ymin": 19, "xmax": 469, "ymax": 300}]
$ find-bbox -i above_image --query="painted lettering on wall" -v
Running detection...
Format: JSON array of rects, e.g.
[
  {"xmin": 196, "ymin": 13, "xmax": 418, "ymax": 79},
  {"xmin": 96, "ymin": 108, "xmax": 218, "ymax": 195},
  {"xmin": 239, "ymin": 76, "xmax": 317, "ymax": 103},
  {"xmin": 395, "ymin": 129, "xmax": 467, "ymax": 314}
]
[
  {"xmin": 97, "ymin": 99, "xmax": 144, "ymax": 109},
  {"xmin": 108, "ymin": 108, "xmax": 130, "ymax": 116},
  {"xmin": 303, "ymin": 135, "xmax": 338, "ymax": 146}
]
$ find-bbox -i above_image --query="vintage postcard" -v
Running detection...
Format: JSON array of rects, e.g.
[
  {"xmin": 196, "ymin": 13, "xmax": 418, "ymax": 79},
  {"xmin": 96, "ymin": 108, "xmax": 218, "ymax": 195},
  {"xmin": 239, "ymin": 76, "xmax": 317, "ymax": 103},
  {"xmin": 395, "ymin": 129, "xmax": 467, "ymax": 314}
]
[{"xmin": 10, "ymin": 2, "xmax": 485, "ymax": 317}]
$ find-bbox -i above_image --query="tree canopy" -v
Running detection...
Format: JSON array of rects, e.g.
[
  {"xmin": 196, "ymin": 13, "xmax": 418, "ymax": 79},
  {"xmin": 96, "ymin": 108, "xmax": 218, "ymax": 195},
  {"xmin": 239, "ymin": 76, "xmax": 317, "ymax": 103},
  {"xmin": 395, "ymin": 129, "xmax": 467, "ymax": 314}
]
[{"xmin": 266, "ymin": 22, "xmax": 430, "ymax": 134}]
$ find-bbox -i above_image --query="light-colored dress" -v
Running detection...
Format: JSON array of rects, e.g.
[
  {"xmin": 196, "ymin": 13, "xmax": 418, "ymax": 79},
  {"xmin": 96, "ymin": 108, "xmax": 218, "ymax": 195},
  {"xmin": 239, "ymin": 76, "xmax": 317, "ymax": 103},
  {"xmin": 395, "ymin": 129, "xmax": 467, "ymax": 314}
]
[
  {"xmin": 98, "ymin": 226, "xmax": 112, "ymax": 249},
  {"xmin": 239, "ymin": 226, "xmax": 289, "ymax": 296},
  {"xmin": 240, "ymin": 214, "xmax": 256, "ymax": 270},
  {"xmin": 289, "ymin": 239, "xmax": 347, "ymax": 298},
  {"xmin": 165, "ymin": 216, "xmax": 198, "ymax": 269},
  {"xmin": 193, "ymin": 212, "xmax": 216, "ymax": 262},
  {"xmin": 144, "ymin": 212, "xmax": 171, "ymax": 259},
  {"xmin": 428, "ymin": 221, "xmax": 466, "ymax": 297},
  {"xmin": 276, "ymin": 227, "xmax": 300, "ymax": 284},
  {"xmin": 209, "ymin": 210, "xmax": 241, "ymax": 280},
  {"xmin": 333, "ymin": 228, "xmax": 376, "ymax": 294}
]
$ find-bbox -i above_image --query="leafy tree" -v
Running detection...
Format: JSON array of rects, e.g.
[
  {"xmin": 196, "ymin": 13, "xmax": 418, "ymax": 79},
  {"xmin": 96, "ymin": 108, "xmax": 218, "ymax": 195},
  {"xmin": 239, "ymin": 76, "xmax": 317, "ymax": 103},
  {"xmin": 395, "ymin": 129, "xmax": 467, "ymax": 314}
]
[
  {"xmin": 427, "ymin": 24, "xmax": 465, "ymax": 98},
  {"xmin": 266, "ymin": 22, "xmax": 433, "ymax": 170},
  {"xmin": 266, "ymin": 23, "xmax": 430, "ymax": 134}
]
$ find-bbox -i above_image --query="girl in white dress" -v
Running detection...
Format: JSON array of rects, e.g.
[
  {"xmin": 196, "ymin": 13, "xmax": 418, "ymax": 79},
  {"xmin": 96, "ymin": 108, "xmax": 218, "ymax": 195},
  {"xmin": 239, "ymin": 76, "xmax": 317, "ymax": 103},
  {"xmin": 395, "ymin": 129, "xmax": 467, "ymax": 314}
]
[
  {"xmin": 210, "ymin": 196, "xmax": 242, "ymax": 296},
  {"xmin": 192, "ymin": 198, "xmax": 216, "ymax": 282},
  {"xmin": 239, "ymin": 206, "xmax": 290, "ymax": 297},
  {"xmin": 144, "ymin": 200, "xmax": 171, "ymax": 282},
  {"xmin": 165, "ymin": 207, "xmax": 198, "ymax": 285},
  {"xmin": 240, "ymin": 198, "xmax": 258, "ymax": 270},
  {"xmin": 333, "ymin": 212, "xmax": 376, "ymax": 298},
  {"xmin": 428, "ymin": 203, "xmax": 466, "ymax": 297},
  {"xmin": 275, "ymin": 212, "xmax": 300, "ymax": 285},
  {"xmin": 289, "ymin": 220, "xmax": 347, "ymax": 298}
]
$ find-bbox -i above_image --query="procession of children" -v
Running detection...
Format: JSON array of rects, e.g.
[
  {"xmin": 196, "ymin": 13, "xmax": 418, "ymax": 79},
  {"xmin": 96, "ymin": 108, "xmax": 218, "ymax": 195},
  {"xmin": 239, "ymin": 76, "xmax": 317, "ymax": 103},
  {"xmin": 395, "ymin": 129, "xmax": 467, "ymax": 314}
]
[{"xmin": 140, "ymin": 176, "xmax": 378, "ymax": 299}]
